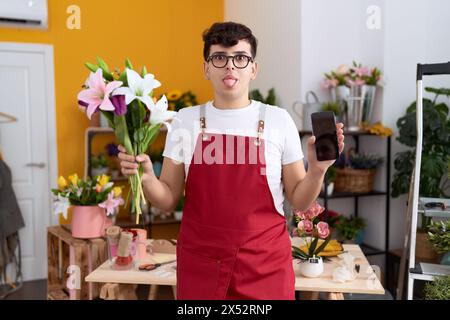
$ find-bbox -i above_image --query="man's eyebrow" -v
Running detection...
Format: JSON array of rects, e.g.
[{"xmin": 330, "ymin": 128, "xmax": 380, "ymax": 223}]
[{"xmin": 210, "ymin": 51, "xmax": 251, "ymax": 55}]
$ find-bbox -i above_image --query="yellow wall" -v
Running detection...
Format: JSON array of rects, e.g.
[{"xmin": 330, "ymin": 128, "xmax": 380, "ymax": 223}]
[{"xmin": 0, "ymin": 0, "xmax": 223, "ymax": 222}]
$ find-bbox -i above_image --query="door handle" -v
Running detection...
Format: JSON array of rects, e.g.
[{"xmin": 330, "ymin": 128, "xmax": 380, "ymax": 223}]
[{"xmin": 26, "ymin": 162, "xmax": 46, "ymax": 168}]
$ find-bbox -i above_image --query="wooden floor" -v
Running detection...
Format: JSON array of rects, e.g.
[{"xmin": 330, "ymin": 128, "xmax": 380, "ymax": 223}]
[{"xmin": 2, "ymin": 279, "xmax": 174, "ymax": 300}]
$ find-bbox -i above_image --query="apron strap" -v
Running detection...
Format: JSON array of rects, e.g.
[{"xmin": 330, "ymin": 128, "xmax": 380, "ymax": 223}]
[
  {"xmin": 255, "ymin": 104, "xmax": 266, "ymax": 146},
  {"xmin": 200, "ymin": 104, "xmax": 208, "ymax": 140},
  {"xmin": 199, "ymin": 103, "xmax": 266, "ymax": 144}
]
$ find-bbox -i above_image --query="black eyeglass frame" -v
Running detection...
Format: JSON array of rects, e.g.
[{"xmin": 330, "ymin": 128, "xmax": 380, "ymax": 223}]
[{"xmin": 206, "ymin": 54, "xmax": 254, "ymax": 69}]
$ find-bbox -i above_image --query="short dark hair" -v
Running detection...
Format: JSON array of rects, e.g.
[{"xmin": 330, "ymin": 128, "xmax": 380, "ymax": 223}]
[{"xmin": 202, "ymin": 21, "xmax": 258, "ymax": 61}]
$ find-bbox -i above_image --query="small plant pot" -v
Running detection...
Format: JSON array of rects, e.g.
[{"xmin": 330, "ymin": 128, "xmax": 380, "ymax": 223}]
[
  {"xmin": 91, "ymin": 167, "xmax": 109, "ymax": 177},
  {"xmin": 71, "ymin": 205, "xmax": 111, "ymax": 239},
  {"xmin": 440, "ymin": 251, "xmax": 450, "ymax": 266},
  {"xmin": 298, "ymin": 256, "xmax": 324, "ymax": 278}
]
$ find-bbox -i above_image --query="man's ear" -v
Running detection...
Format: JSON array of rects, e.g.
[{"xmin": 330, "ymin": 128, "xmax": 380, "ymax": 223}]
[
  {"xmin": 250, "ymin": 61, "xmax": 258, "ymax": 80},
  {"xmin": 203, "ymin": 61, "xmax": 210, "ymax": 80}
]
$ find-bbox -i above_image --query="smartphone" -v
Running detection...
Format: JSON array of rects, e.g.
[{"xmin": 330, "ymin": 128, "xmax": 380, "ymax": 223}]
[{"xmin": 310, "ymin": 111, "xmax": 339, "ymax": 161}]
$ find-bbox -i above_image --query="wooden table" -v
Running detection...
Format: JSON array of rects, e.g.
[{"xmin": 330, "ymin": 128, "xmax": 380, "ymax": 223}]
[
  {"xmin": 292, "ymin": 239, "xmax": 385, "ymax": 300},
  {"xmin": 86, "ymin": 240, "xmax": 384, "ymax": 300}
]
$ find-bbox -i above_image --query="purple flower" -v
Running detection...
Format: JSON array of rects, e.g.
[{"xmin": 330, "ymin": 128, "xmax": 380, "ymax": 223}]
[
  {"xmin": 111, "ymin": 94, "xmax": 127, "ymax": 116},
  {"xmin": 105, "ymin": 143, "xmax": 119, "ymax": 156}
]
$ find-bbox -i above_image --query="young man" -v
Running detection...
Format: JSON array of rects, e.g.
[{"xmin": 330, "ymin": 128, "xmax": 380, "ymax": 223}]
[{"xmin": 118, "ymin": 21, "xmax": 345, "ymax": 300}]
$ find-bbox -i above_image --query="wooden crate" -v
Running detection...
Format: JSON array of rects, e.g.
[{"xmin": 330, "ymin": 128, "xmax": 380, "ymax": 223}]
[{"xmin": 47, "ymin": 226, "xmax": 107, "ymax": 300}]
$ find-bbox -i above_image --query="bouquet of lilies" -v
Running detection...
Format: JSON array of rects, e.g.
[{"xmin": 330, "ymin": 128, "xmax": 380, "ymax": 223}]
[
  {"xmin": 52, "ymin": 174, "xmax": 124, "ymax": 219},
  {"xmin": 291, "ymin": 202, "xmax": 332, "ymax": 260},
  {"xmin": 77, "ymin": 57, "xmax": 176, "ymax": 224}
]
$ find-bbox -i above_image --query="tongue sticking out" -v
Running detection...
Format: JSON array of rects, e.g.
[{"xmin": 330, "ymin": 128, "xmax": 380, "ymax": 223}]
[{"xmin": 223, "ymin": 78, "xmax": 237, "ymax": 88}]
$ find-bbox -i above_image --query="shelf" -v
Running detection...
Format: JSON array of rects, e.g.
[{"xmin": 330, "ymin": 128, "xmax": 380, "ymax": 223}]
[
  {"xmin": 418, "ymin": 197, "xmax": 450, "ymax": 218},
  {"xmin": 409, "ymin": 262, "xmax": 450, "ymax": 281},
  {"xmin": 299, "ymin": 130, "xmax": 386, "ymax": 137},
  {"xmin": 320, "ymin": 190, "xmax": 387, "ymax": 199}
]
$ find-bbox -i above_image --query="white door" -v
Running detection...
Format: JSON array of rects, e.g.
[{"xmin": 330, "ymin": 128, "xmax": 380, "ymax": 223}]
[{"xmin": 0, "ymin": 43, "xmax": 58, "ymax": 281}]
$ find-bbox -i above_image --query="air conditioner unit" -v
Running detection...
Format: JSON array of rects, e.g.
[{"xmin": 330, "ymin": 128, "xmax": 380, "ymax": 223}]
[{"xmin": 0, "ymin": 0, "xmax": 48, "ymax": 29}]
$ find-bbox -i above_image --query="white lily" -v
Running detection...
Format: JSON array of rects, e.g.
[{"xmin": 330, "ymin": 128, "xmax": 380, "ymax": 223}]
[
  {"xmin": 148, "ymin": 95, "xmax": 177, "ymax": 131},
  {"xmin": 53, "ymin": 194, "xmax": 70, "ymax": 220},
  {"xmin": 112, "ymin": 68, "xmax": 161, "ymax": 109}
]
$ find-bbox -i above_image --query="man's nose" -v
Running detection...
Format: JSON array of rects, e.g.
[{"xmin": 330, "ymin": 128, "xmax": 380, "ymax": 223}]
[{"xmin": 226, "ymin": 57, "xmax": 234, "ymax": 70}]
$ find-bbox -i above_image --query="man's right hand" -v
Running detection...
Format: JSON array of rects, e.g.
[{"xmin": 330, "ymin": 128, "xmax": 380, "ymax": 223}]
[{"xmin": 117, "ymin": 145, "xmax": 155, "ymax": 182}]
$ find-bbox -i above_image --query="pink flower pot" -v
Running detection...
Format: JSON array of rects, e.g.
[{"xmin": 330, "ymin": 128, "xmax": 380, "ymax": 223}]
[{"xmin": 71, "ymin": 206, "xmax": 111, "ymax": 239}]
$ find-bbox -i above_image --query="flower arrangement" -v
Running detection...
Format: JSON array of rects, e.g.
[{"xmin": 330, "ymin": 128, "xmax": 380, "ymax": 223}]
[
  {"xmin": 427, "ymin": 220, "xmax": 450, "ymax": 254},
  {"xmin": 291, "ymin": 202, "xmax": 332, "ymax": 260},
  {"xmin": 52, "ymin": 174, "xmax": 124, "ymax": 219},
  {"xmin": 322, "ymin": 61, "xmax": 383, "ymax": 89},
  {"xmin": 77, "ymin": 57, "xmax": 176, "ymax": 223},
  {"xmin": 164, "ymin": 89, "xmax": 198, "ymax": 112}
]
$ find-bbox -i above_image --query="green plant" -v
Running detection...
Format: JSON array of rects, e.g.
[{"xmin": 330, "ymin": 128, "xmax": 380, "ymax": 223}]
[
  {"xmin": 326, "ymin": 166, "xmax": 337, "ymax": 183},
  {"xmin": 424, "ymin": 275, "xmax": 450, "ymax": 300},
  {"xmin": 165, "ymin": 89, "xmax": 198, "ymax": 112},
  {"xmin": 427, "ymin": 220, "xmax": 450, "ymax": 254},
  {"xmin": 91, "ymin": 153, "xmax": 108, "ymax": 168},
  {"xmin": 335, "ymin": 216, "xmax": 367, "ymax": 241},
  {"xmin": 348, "ymin": 153, "xmax": 383, "ymax": 170},
  {"xmin": 391, "ymin": 87, "xmax": 450, "ymax": 200},
  {"xmin": 322, "ymin": 101, "xmax": 341, "ymax": 117},
  {"xmin": 250, "ymin": 88, "xmax": 277, "ymax": 105}
]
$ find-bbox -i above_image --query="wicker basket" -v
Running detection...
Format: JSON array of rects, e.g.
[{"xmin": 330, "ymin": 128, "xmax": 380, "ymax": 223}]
[{"xmin": 334, "ymin": 168, "xmax": 376, "ymax": 193}]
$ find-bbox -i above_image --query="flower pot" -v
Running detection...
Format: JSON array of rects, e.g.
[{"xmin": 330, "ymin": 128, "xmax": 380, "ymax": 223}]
[
  {"xmin": 298, "ymin": 256, "xmax": 324, "ymax": 278},
  {"xmin": 91, "ymin": 167, "xmax": 109, "ymax": 177},
  {"xmin": 415, "ymin": 231, "xmax": 439, "ymax": 261},
  {"xmin": 441, "ymin": 252, "xmax": 450, "ymax": 265},
  {"xmin": 71, "ymin": 205, "xmax": 111, "ymax": 239},
  {"xmin": 362, "ymin": 85, "xmax": 376, "ymax": 123}
]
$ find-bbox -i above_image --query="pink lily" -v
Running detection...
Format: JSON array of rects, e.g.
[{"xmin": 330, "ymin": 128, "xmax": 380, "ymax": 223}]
[
  {"xmin": 77, "ymin": 69, "xmax": 123, "ymax": 119},
  {"xmin": 99, "ymin": 192, "xmax": 124, "ymax": 216}
]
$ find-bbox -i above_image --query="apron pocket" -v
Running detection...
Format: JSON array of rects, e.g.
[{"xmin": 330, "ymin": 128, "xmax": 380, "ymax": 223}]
[{"xmin": 177, "ymin": 245, "xmax": 220, "ymax": 300}]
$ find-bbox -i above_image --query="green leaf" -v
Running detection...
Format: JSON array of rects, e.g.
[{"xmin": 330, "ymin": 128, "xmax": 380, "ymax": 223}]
[
  {"xmin": 85, "ymin": 62, "xmax": 98, "ymax": 73},
  {"xmin": 141, "ymin": 65, "xmax": 147, "ymax": 77},
  {"xmin": 113, "ymin": 115, "xmax": 133, "ymax": 155},
  {"xmin": 125, "ymin": 58, "xmax": 134, "ymax": 70},
  {"xmin": 96, "ymin": 57, "xmax": 113, "ymax": 81},
  {"xmin": 308, "ymin": 237, "xmax": 319, "ymax": 257},
  {"xmin": 314, "ymin": 236, "xmax": 332, "ymax": 256},
  {"xmin": 141, "ymin": 123, "xmax": 162, "ymax": 153},
  {"xmin": 100, "ymin": 111, "xmax": 115, "ymax": 129}
]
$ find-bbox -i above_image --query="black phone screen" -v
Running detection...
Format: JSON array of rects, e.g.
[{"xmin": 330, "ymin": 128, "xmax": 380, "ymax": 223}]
[{"xmin": 310, "ymin": 111, "xmax": 339, "ymax": 161}]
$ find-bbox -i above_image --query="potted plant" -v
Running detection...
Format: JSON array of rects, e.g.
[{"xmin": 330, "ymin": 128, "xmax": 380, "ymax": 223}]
[
  {"xmin": 249, "ymin": 88, "xmax": 277, "ymax": 105},
  {"xmin": 335, "ymin": 149, "xmax": 383, "ymax": 193},
  {"xmin": 323, "ymin": 166, "xmax": 337, "ymax": 195},
  {"xmin": 291, "ymin": 202, "xmax": 331, "ymax": 277},
  {"xmin": 335, "ymin": 215, "xmax": 367, "ymax": 245},
  {"xmin": 391, "ymin": 87, "xmax": 450, "ymax": 260},
  {"xmin": 427, "ymin": 219, "xmax": 450, "ymax": 265},
  {"xmin": 91, "ymin": 153, "xmax": 109, "ymax": 177},
  {"xmin": 52, "ymin": 174, "xmax": 124, "ymax": 238},
  {"xmin": 424, "ymin": 275, "xmax": 450, "ymax": 300}
]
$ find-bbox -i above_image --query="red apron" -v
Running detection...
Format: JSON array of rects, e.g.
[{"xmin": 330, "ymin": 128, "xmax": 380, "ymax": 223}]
[{"xmin": 176, "ymin": 104, "xmax": 295, "ymax": 300}]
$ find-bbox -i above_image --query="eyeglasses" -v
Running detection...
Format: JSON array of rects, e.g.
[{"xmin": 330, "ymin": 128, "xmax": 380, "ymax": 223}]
[{"xmin": 207, "ymin": 54, "xmax": 254, "ymax": 69}]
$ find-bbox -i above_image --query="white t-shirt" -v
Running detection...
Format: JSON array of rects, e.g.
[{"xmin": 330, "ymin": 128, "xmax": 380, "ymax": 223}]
[{"xmin": 162, "ymin": 100, "xmax": 304, "ymax": 216}]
